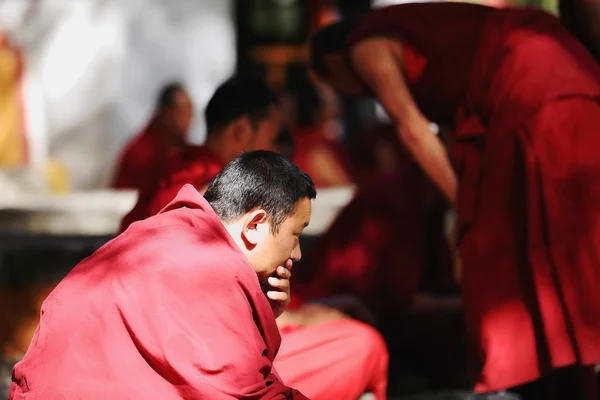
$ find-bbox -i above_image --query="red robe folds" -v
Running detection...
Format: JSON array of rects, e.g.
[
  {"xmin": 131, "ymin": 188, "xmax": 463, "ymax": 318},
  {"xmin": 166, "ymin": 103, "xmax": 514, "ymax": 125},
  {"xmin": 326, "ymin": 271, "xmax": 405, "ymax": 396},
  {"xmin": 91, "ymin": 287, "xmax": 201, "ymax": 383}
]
[
  {"xmin": 275, "ymin": 319, "xmax": 389, "ymax": 400},
  {"xmin": 10, "ymin": 185, "xmax": 307, "ymax": 400},
  {"xmin": 348, "ymin": 3, "xmax": 600, "ymax": 392},
  {"xmin": 119, "ymin": 145, "xmax": 223, "ymax": 233}
]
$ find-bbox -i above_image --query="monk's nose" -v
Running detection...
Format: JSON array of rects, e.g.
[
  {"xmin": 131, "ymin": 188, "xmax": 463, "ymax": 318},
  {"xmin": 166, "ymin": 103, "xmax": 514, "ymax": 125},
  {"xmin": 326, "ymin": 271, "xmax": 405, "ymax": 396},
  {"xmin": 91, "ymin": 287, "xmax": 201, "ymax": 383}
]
[{"xmin": 290, "ymin": 245, "xmax": 302, "ymax": 263}]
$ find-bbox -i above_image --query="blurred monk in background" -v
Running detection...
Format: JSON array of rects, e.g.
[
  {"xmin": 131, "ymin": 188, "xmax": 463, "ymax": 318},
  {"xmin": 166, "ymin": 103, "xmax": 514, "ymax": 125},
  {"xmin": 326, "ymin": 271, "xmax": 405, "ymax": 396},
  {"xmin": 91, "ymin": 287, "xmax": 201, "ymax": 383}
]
[
  {"xmin": 113, "ymin": 83, "xmax": 193, "ymax": 191},
  {"xmin": 119, "ymin": 76, "xmax": 281, "ymax": 232}
]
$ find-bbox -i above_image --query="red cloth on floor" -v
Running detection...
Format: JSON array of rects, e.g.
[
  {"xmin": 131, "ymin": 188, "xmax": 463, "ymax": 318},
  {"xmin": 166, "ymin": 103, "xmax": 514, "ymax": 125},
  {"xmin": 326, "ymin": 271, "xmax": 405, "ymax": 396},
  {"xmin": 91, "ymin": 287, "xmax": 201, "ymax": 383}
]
[
  {"xmin": 348, "ymin": 2, "xmax": 600, "ymax": 392},
  {"xmin": 275, "ymin": 319, "xmax": 388, "ymax": 400},
  {"xmin": 10, "ymin": 185, "xmax": 307, "ymax": 400}
]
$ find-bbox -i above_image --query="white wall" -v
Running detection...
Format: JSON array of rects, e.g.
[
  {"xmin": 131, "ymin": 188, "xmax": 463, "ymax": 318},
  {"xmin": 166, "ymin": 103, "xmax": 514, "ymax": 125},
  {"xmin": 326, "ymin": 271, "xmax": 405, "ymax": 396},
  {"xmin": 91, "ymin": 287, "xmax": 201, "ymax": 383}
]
[{"xmin": 0, "ymin": 0, "xmax": 235, "ymax": 189}]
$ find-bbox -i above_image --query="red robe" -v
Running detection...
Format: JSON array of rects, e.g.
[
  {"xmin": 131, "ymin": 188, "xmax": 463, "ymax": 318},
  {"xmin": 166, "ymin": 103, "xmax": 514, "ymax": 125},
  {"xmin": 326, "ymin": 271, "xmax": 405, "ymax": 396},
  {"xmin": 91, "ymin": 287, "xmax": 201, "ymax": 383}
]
[
  {"xmin": 10, "ymin": 185, "xmax": 308, "ymax": 400},
  {"xmin": 147, "ymin": 145, "xmax": 223, "ymax": 217},
  {"xmin": 121, "ymin": 153, "xmax": 389, "ymax": 398},
  {"xmin": 275, "ymin": 319, "xmax": 389, "ymax": 400},
  {"xmin": 349, "ymin": 123, "xmax": 410, "ymax": 187},
  {"xmin": 119, "ymin": 145, "xmax": 223, "ymax": 233},
  {"xmin": 348, "ymin": 3, "xmax": 600, "ymax": 392},
  {"xmin": 113, "ymin": 119, "xmax": 171, "ymax": 190}
]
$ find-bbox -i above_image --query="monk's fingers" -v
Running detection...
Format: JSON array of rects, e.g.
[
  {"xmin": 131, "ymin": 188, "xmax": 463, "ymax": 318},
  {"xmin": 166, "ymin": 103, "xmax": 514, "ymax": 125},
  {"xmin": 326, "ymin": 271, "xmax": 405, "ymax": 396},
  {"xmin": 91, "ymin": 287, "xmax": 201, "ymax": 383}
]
[
  {"xmin": 268, "ymin": 277, "xmax": 290, "ymax": 291},
  {"xmin": 284, "ymin": 259, "xmax": 294, "ymax": 270},
  {"xmin": 267, "ymin": 290, "xmax": 289, "ymax": 302},
  {"xmin": 276, "ymin": 266, "xmax": 292, "ymax": 279}
]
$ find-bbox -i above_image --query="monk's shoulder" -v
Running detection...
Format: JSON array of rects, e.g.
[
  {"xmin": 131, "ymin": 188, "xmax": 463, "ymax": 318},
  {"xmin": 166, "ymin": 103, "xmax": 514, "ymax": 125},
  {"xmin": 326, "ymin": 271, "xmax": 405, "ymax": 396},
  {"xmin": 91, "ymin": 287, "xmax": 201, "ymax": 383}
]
[{"xmin": 121, "ymin": 222, "xmax": 256, "ymax": 286}]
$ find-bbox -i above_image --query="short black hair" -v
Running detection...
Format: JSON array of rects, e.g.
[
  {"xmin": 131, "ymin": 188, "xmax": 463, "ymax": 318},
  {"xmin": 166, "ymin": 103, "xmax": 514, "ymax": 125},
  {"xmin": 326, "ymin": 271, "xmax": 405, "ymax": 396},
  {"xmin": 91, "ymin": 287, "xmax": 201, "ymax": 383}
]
[
  {"xmin": 205, "ymin": 76, "xmax": 279, "ymax": 135},
  {"xmin": 310, "ymin": 20, "xmax": 358, "ymax": 77},
  {"xmin": 157, "ymin": 82, "xmax": 186, "ymax": 109},
  {"xmin": 204, "ymin": 150, "xmax": 315, "ymax": 233}
]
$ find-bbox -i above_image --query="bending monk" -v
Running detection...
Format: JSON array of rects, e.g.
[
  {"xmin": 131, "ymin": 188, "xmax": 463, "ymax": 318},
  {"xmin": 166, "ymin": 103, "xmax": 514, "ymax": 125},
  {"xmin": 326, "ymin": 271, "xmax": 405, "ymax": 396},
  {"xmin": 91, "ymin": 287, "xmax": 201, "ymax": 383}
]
[
  {"xmin": 119, "ymin": 76, "xmax": 281, "ymax": 232},
  {"xmin": 310, "ymin": 3, "xmax": 600, "ymax": 399},
  {"xmin": 10, "ymin": 151, "xmax": 314, "ymax": 399},
  {"xmin": 113, "ymin": 82, "xmax": 192, "ymax": 190}
]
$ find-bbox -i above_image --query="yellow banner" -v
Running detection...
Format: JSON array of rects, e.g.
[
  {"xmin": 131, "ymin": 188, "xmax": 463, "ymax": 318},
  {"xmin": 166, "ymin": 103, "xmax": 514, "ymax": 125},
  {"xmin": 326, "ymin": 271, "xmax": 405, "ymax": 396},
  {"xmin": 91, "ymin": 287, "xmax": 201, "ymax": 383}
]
[{"xmin": 0, "ymin": 30, "xmax": 27, "ymax": 166}]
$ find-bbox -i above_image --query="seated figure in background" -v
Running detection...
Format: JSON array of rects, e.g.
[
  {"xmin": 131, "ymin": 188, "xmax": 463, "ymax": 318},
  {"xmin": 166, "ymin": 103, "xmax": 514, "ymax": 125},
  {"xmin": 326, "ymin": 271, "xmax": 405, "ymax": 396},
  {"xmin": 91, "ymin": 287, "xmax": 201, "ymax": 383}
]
[
  {"xmin": 113, "ymin": 83, "xmax": 192, "ymax": 191},
  {"xmin": 119, "ymin": 76, "xmax": 281, "ymax": 232}
]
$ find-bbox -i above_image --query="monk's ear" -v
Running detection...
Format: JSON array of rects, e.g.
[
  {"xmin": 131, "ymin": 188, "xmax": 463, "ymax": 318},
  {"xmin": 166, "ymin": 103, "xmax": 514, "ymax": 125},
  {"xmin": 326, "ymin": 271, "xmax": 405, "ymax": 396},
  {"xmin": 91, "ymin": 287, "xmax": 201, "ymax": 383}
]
[{"xmin": 242, "ymin": 209, "xmax": 269, "ymax": 246}]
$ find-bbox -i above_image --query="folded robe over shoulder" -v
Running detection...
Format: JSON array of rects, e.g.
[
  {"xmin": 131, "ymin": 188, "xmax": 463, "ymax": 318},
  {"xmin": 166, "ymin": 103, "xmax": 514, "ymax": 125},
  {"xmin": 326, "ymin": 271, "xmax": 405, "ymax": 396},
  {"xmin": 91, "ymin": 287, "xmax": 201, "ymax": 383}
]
[{"xmin": 10, "ymin": 185, "xmax": 307, "ymax": 400}]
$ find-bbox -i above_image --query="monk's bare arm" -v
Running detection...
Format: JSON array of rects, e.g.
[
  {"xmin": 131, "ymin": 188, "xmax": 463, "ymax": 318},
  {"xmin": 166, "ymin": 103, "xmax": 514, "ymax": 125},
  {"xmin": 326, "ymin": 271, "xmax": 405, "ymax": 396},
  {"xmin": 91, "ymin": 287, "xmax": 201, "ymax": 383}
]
[{"xmin": 350, "ymin": 38, "xmax": 458, "ymax": 205}]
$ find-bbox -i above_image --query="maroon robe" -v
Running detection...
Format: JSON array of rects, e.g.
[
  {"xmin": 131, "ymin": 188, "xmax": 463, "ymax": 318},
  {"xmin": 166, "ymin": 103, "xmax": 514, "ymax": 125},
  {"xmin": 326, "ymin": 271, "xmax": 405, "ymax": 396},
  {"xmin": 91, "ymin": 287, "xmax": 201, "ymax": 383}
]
[
  {"xmin": 10, "ymin": 185, "xmax": 307, "ymax": 400},
  {"xmin": 348, "ymin": 2, "xmax": 600, "ymax": 392},
  {"xmin": 293, "ymin": 168, "xmax": 455, "ymax": 318},
  {"xmin": 119, "ymin": 145, "xmax": 223, "ymax": 233},
  {"xmin": 113, "ymin": 119, "xmax": 171, "ymax": 190}
]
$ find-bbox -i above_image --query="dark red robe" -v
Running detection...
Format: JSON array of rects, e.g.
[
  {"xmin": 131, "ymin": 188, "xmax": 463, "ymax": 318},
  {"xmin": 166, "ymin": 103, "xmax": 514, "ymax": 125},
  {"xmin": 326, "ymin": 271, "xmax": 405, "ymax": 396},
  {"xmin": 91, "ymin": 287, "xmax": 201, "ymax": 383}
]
[
  {"xmin": 146, "ymin": 145, "xmax": 223, "ymax": 217},
  {"xmin": 293, "ymin": 167, "xmax": 455, "ymax": 318},
  {"xmin": 348, "ymin": 2, "xmax": 600, "ymax": 392},
  {"xmin": 349, "ymin": 123, "xmax": 410, "ymax": 187},
  {"xmin": 10, "ymin": 185, "xmax": 308, "ymax": 400},
  {"xmin": 118, "ymin": 145, "xmax": 223, "ymax": 233},
  {"xmin": 113, "ymin": 119, "xmax": 171, "ymax": 190}
]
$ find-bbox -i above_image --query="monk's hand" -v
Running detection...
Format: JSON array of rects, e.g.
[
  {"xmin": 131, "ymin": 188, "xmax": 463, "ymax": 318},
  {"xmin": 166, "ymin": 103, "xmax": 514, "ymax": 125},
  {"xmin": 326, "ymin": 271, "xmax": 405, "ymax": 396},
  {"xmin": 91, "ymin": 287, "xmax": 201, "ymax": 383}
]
[{"xmin": 267, "ymin": 260, "xmax": 293, "ymax": 319}]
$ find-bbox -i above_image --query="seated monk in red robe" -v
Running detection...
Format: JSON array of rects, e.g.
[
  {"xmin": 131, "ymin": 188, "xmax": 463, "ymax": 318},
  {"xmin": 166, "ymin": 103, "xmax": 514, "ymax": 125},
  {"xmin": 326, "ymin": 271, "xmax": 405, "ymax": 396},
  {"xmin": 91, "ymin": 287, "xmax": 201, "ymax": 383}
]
[
  {"xmin": 310, "ymin": 3, "xmax": 600, "ymax": 399},
  {"xmin": 119, "ymin": 76, "xmax": 282, "ymax": 232},
  {"xmin": 112, "ymin": 82, "xmax": 192, "ymax": 190},
  {"xmin": 129, "ymin": 120, "xmax": 389, "ymax": 397},
  {"xmin": 10, "ymin": 151, "xmax": 314, "ymax": 399}
]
